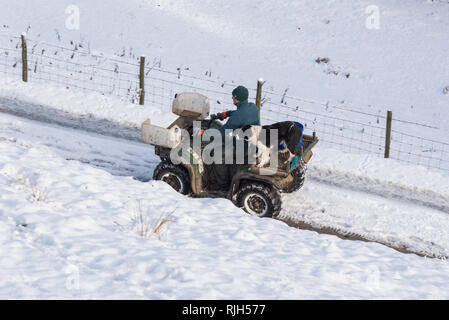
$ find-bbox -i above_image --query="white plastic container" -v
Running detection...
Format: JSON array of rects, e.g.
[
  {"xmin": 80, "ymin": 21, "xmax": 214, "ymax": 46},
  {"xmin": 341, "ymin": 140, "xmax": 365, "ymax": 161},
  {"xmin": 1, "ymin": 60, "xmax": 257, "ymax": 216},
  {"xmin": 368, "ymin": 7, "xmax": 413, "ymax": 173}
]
[
  {"xmin": 141, "ymin": 119, "xmax": 182, "ymax": 148},
  {"xmin": 172, "ymin": 92, "xmax": 210, "ymax": 120}
]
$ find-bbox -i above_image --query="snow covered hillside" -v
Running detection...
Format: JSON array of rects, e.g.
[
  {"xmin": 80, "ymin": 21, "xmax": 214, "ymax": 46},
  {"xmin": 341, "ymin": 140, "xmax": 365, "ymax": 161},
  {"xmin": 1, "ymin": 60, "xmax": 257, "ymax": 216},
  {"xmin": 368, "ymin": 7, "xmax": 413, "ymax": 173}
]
[{"xmin": 1, "ymin": 0, "xmax": 449, "ymax": 131}]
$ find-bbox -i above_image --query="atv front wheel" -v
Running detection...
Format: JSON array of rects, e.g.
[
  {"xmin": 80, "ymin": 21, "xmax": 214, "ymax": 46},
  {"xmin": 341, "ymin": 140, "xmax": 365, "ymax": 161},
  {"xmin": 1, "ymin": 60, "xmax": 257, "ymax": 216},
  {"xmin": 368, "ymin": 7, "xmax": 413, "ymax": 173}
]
[
  {"xmin": 153, "ymin": 161, "xmax": 191, "ymax": 195},
  {"xmin": 283, "ymin": 162, "xmax": 307, "ymax": 193},
  {"xmin": 236, "ymin": 182, "xmax": 281, "ymax": 218}
]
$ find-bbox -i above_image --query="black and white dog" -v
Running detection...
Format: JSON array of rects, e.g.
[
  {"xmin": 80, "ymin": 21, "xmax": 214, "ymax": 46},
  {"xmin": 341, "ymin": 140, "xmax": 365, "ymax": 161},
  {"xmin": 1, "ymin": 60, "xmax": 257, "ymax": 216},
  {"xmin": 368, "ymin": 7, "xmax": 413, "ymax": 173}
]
[{"xmin": 237, "ymin": 121, "xmax": 302, "ymax": 167}]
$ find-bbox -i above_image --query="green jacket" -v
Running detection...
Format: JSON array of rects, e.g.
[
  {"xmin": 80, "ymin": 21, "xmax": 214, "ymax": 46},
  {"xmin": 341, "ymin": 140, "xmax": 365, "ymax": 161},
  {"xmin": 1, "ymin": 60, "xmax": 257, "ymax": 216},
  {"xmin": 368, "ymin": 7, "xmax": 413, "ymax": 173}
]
[{"xmin": 218, "ymin": 100, "xmax": 260, "ymax": 136}]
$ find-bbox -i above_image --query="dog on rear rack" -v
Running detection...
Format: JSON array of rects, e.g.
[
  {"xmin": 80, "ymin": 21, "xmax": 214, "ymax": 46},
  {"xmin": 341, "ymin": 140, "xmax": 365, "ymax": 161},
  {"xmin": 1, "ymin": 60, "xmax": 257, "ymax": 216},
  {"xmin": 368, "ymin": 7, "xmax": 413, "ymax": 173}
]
[{"xmin": 237, "ymin": 121, "xmax": 302, "ymax": 168}]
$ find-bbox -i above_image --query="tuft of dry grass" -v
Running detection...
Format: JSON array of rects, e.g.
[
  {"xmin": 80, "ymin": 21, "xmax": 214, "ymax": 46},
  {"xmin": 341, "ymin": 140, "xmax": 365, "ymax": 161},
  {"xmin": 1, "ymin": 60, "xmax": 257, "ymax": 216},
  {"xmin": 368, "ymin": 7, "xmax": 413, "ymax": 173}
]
[
  {"xmin": 8, "ymin": 175, "xmax": 49, "ymax": 202},
  {"xmin": 129, "ymin": 200, "xmax": 175, "ymax": 239},
  {"xmin": 151, "ymin": 215, "xmax": 174, "ymax": 236},
  {"xmin": 29, "ymin": 184, "xmax": 49, "ymax": 202}
]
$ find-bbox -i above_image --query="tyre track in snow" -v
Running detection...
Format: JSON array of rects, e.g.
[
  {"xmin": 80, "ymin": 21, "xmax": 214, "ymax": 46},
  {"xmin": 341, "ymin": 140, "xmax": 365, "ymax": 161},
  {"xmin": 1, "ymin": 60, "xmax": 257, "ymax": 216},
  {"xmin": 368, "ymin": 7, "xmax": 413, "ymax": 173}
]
[
  {"xmin": 308, "ymin": 167, "xmax": 449, "ymax": 214},
  {"xmin": 1, "ymin": 97, "xmax": 449, "ymax": 259},
  {"xmin": 280, "ymin": 173, "xmax": 449, "ymax": 259},
  {"xmin": 279, "ymin": 199, "xmax": 449, "ymax": 260},
  {"xmin": 0, "ymin": 97, "xmax": 141, "ymax": 142},
  {"xmin": 0, "ymin": 97, "xmax": 159, "ymax": 183}
]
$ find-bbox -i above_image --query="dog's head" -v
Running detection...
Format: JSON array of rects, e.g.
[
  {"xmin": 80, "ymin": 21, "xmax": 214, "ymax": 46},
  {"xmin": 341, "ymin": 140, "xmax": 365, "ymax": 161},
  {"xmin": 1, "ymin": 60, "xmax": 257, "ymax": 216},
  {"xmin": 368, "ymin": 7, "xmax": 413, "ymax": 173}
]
[{"xmin": 235, "ymin": 125, "xmax": 262, "ymax": 145}]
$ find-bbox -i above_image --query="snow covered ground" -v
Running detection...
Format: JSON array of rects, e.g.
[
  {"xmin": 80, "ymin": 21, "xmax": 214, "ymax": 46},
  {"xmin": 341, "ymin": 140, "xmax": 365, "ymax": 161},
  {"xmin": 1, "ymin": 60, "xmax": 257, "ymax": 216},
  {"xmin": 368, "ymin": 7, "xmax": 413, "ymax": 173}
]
[{"xmin": 1, "ymin": 112, "xmax": 449, "ymax": 299}]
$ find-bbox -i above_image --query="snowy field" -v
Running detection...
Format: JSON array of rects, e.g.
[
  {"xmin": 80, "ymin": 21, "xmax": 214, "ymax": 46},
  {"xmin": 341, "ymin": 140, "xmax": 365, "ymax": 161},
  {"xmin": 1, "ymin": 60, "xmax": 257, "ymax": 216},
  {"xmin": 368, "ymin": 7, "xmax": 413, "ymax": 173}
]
[
  {"xmin": 1, "ymin": 90, "xmax": 449, "ymax": 298},
  {"xmin": 1, "ymin": 0, "xmax": 449, "ymax": 299},
  {"xmin": 1, "ymin": 112, "xmax": 449, "ymax": 299}
]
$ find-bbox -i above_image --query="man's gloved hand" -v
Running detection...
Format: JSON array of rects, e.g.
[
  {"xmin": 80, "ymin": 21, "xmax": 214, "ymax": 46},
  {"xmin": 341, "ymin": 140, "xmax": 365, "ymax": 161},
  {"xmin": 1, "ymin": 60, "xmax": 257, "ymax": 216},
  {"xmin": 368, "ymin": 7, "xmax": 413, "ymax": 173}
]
[{"xmin": 211, "ymin": 111, "xmax": 230, "ymax": 121}]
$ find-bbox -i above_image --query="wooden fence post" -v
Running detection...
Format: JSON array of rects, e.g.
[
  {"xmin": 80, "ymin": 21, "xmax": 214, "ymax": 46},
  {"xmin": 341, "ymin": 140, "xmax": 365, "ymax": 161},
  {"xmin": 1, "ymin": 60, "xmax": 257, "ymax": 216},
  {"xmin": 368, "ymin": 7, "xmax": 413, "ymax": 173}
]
[
  {"xmin": 21, "ymin": 32, "xmax": 28, "ymax": 82},
  {"xmin": 139, "ymin": 55, "xmax": 145, "ymax": 105},
  {"xmin": 384, "ymin": 110, "xmax": 392, "ymax": 158},
  {"xmin": 255, "ymin": 78, "xmax": 264, "ymax": 123}
]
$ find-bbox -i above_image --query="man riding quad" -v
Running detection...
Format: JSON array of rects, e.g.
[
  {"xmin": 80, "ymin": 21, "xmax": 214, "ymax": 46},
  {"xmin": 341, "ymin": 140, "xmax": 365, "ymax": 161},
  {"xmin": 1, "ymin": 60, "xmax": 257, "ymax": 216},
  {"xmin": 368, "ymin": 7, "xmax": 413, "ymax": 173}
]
[{"xmin": 144, "ymin": 88, "xmax": 318, "ymax": 217}]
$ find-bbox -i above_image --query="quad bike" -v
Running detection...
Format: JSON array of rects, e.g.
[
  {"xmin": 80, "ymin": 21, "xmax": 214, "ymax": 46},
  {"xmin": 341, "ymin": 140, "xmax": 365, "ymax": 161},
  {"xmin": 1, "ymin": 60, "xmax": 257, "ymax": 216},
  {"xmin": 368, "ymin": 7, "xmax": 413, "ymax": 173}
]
[{"xmin": 141, "ymin": 92, "xmax": 318, "ymax": 218}]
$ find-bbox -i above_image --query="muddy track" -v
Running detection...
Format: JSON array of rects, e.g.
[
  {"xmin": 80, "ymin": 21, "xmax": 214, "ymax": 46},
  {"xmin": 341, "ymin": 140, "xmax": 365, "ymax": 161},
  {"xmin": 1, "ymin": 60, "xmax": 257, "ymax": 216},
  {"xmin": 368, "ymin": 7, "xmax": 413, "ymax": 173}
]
[
  {"xmin": 277, "ymin": 216, "xmax": 447, "ymax": 259},
  {"xmin": 1, "ymin": 96, "xmax": 448, "ymax": 259}
]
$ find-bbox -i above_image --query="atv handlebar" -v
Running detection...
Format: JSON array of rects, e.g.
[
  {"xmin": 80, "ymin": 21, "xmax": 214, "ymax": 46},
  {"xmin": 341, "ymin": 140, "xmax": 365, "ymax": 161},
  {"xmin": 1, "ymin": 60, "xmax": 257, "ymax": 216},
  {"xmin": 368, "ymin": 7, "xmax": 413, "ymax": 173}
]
[{"xmin": 210, "ymin": 111, "xmax": 230, "ymax": 121}]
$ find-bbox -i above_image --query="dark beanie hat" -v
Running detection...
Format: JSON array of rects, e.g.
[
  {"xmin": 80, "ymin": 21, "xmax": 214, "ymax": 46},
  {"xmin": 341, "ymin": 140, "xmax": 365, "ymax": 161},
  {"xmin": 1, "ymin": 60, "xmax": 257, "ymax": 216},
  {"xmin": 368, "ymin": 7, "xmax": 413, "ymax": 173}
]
[{"xmin": 232, "ymin": 85, "xmax": 249, "ymax": 101}]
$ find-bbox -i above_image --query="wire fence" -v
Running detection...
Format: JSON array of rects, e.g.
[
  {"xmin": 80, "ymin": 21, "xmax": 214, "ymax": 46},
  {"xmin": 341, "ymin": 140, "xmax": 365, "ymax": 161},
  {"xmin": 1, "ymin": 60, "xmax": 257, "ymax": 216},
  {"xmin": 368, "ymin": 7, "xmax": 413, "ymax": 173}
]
[
  {"xmin": 0, "ymin": 32, "xmax": 448, "ymax": 173},
  {"xmin": 0, "ymin": 34, "xmax": 22, "ymax": 79}
]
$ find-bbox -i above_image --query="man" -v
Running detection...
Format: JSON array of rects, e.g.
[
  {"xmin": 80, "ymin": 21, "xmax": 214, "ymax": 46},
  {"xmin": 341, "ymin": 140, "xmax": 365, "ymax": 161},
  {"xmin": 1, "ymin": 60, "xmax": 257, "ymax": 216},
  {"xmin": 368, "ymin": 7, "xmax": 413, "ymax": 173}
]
[
  {"xmin": 206, "ymin": 85, "xmax": 260, "ymax": 190},
  {"xmin": 215, "ymin": 85, "xmax": 260, "ymax": 136}
]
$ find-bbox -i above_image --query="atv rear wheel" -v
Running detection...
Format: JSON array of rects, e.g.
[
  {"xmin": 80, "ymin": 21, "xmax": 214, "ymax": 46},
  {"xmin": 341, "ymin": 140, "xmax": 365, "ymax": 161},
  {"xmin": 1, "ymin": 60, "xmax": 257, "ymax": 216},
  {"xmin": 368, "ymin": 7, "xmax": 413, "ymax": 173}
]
[
  {"xmin": 283, "ymin": 162, "xmax": 307, "ymax": 193},
  {"xmin": 236, "ymin": 182, "xmax": 281, "ymax": 218},
  {"xmin": 153, "ymin": 161, "xmax": 191, "ymax": 195}
]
